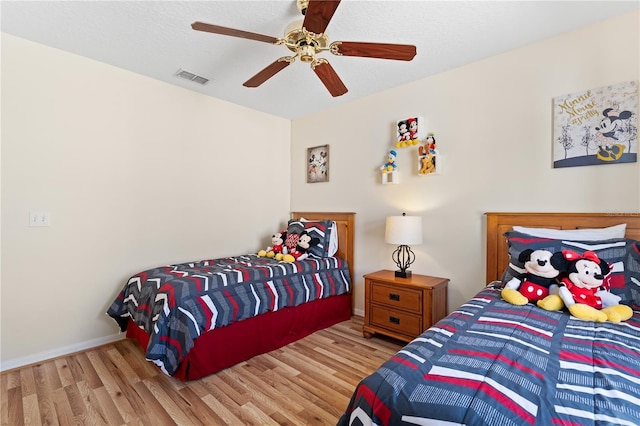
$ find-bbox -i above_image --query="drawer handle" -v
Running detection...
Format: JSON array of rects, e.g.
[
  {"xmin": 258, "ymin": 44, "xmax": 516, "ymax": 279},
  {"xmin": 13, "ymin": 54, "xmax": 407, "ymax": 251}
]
[
  {"xmin": 389, "ymin": 293, "xmax": 400, "ymax": 301},
  {"xmin": 389, "ymin": 316, "xmax": 400, "ymax": 325}
]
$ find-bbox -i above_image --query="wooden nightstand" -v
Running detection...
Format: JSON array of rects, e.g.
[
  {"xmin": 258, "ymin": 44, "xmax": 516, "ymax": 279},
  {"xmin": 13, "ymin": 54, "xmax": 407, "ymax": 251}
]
[{"xmin": 363, "ymin": 270, "xmax": 449, "ymax": 342}]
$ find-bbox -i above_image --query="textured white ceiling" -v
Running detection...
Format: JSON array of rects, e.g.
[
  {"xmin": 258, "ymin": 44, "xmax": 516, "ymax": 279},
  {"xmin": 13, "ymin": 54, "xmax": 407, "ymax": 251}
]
[{"xmin": 2, "ymin": 1, "xmax": 638, "ymax": 119}]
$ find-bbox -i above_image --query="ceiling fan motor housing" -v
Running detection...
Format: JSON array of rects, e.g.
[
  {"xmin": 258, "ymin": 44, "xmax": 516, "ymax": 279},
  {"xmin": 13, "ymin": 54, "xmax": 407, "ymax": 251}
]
[{"xmin": 283, "ymin": 20, "xmax": 329, "ymax": 62}]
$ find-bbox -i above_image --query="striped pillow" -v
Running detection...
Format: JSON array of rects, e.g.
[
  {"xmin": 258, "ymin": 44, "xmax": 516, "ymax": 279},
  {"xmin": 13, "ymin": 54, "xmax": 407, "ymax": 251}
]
[
  {"xmin": 287, "ymin": 219, "xmax": 334, "ymax": 258},
  {"xmin": 625, "ymin": 242, "xmax": 640, "ymax": 307},
  {"xmin": 502, "ymin": 231, "xmax": 638, "ymax": 305}
]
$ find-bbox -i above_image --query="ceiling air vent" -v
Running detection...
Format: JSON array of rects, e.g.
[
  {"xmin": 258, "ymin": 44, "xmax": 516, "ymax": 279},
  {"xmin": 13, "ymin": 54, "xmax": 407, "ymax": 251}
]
[{"xmin": 174, "ymin": 68, "xmax": 210, "ymax": 85}]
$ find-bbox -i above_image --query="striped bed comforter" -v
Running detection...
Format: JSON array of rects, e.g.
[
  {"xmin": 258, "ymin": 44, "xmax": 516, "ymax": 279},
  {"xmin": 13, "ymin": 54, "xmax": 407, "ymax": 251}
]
[
  {"xmin": 339, "ymin": 286, "xmax": 640, "ymax": 426},
  {"xmin": 107, "ymin": 254, "xmax": 351, "ymax": 376}
]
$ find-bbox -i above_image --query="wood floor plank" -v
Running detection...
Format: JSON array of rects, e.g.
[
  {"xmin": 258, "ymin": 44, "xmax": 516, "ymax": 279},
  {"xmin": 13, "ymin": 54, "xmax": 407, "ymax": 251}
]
[
  {"xmin": 7, "ymin": 385, "xmax": 24, "ymax": 425},
  {"xmin": 0, "ymin": 317, "xmax": 404, "ymax": 425},
  {"xmin": 218, "ymin": 367, "xmax": 279, "ymax": 417},
  {"xmin": 115, "ymin": 340, "xmax": 157, "ymax": 381},
  {"xmin": 92, "ymin": 386, "xmax": 126, "ymax": 425},
  {"xmin": 4, "ymin": 370, "xmax": 20, "ymax": 390},
  {"xmin": 62, "ymin": 382, "xmax": 88, "ymax": 420},
  {"xmin": 141, "ymin": 377, "xmax": 195, "ymax": 425},
  {"xmin": 75, "ymin": 380, "xmax": 110, "ymax": 426},
  {"xmin": 105, "ymin": 347, "xmax": 142, "ymax": 385},
  {"xmin": 231, "ymin": 364, "xmax": 309, "ymax": 425},
  {"xmin": 177, "ymin": 386, "xmax": 226, "ymax": 425},
  {"xmin": 86, "ymin": 349, "xmax": 137, "ymax": 423},
  {"xmin": 21, "ymin": 392, "xmax": 42, "ymax": 426},
  {"xmin": 33, "ymin": 363, "xmax": 59, "ymax": 426},
  {"xmin": 53, "ymin": 358, "xmax": 75, "ymax": 388},
  {"xmin": 201, "ymin": 370, "xmax": 251, "ymax": 407},
  {"xmin": 259, "ymin": 352, "xmax": 301, "ymax": 377},
  {"xmin": 237, "ymin": 363, "xmax": 306, "ymax": 413},
  {"xmin": 64, "ymin": 354, "xmax": 87, "ymax": 385},
  {"xmin": 52, "ymin": 387, "xmax": 75, "ymax": 425},
  {"xmin": 234, "ymin": 401, "xmax": 280, "ymax": 426},
  {"xmin": 131, "ymin": 380, "xmax": 175, "ymax": 425},
  {"xmin": 98, "ymin": 350, "xmax": 150, "ymax": 418},
  {"xmin": 75, "ymin": 352, "xmax": 104, "ymax": 389},
  {"xmin": 200, "ymin": 393, "xmax": 245, "ymax": 425},
  {"xmin": 0, "ymin": 372, "xmax": 8, "ymax": 425}
]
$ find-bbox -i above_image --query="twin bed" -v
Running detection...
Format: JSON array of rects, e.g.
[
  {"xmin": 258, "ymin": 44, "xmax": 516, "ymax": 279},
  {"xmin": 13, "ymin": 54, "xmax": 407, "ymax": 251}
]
[
  {"xmin": 108, "ymin": 211, "xmax": 355, "ymax": 380},
  {"xmin": 339, "ymin": 212, "xmax": 640, "ymax": 425}
]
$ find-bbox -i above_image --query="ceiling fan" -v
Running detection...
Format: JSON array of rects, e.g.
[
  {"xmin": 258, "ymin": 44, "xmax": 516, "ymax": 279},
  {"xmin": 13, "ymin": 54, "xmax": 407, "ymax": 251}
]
[{"xmin": 191, "ymin": 0, "xmax": 417, "ymax": 97}]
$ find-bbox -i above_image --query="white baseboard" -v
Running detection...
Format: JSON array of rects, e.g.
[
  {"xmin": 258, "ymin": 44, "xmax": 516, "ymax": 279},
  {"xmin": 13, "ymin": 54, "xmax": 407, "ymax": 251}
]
[
  {"xmin": 0, "ymin": 333, "xmax": 125, "ymax": 372},
  {"xmin": 2, "ymin": 311, "xmax": 365, "ymax": 372}
]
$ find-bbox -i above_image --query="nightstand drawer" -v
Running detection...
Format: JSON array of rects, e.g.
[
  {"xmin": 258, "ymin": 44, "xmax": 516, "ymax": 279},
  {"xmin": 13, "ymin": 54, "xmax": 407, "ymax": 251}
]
[
  {"xmin": 371, "ymin": 283, "xmax": 422, "ymax": 313},
  {"xmin": 370, "ymin": 305, "xmax": 422, "ymax": 337}
]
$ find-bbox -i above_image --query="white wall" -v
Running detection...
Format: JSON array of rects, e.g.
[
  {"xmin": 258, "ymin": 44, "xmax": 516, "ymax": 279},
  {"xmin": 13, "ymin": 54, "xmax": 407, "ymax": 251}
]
[
  {"xmin": 291, "ymin": 11, "xmax": 640, "ymax": 315},
  {"xmin": 1, "ymin": 34, "xmax": 291, "ymax": 368}
]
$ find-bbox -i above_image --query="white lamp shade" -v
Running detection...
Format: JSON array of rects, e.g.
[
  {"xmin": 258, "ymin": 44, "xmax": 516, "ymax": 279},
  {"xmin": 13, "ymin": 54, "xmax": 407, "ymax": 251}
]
[{"xmin": 385, "ymin": 215, "xmax": 423, "ymax": 245}]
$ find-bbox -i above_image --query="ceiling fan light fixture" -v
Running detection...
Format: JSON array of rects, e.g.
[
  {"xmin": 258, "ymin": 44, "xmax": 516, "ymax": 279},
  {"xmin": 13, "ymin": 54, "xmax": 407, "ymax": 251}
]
[{"xmin": 299, "ymin": 44, "xmax": 316, "ymax": 62}]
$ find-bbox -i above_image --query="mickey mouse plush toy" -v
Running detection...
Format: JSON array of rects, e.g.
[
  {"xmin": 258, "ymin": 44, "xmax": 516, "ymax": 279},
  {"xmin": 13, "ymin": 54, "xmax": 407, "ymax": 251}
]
[
  {"xmin": 552, "ymin": 250, "xmax": 632, "ymax": 322},
  {"xmin": 283, "ymin": 231, "xmax": 318, "ymax": 263},
  {"xmin": 257, "ymin": 230, "xmax": 288, "ymax": 260},
  {"xmin": 502, "ymin": 249, "xmax": 562, "ymax": 306}
]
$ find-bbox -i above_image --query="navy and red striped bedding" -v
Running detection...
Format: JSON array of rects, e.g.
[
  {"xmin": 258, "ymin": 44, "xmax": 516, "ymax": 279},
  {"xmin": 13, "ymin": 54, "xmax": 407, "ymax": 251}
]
[
  {"xmin": 107, "ymin": 254, "xmax": 350, "ymax": 375},
  {"xmin": 339, "ymin": 286, "xmax": 640, "ymax": 426}
]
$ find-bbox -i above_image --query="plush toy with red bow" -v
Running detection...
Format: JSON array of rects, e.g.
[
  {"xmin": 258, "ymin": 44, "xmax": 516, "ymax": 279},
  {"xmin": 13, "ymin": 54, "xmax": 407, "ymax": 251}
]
[{"xmin": 553, "ymin": 250, "xmax": 632, "ymax": 322}]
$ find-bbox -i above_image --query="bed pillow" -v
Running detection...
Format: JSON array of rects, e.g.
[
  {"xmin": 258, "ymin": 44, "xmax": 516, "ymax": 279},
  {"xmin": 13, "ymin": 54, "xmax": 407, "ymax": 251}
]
[
  {"xmin": 512, "ymin": 223, "xmax": 626, "ymax": 241},
  {"xmin": 502, "ymin": 231, "xmax": 637, "ymax": 304},
  {"xmin": 625, "ymin": 242, "xmax": 640, "ymax": 307},
  {"xmin": 296, "ymin": 217, "xmax": 338, "ymax": 257},
  {"xmin": 286, "ymin": 219, "xmax": 336, "ymax": 258}
]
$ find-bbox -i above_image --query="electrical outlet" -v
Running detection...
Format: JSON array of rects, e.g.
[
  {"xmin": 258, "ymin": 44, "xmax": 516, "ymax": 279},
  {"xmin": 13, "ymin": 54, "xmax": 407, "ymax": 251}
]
[{"xmin": 29, "ymin": 211, "xmax": 51, "ymax": 227}]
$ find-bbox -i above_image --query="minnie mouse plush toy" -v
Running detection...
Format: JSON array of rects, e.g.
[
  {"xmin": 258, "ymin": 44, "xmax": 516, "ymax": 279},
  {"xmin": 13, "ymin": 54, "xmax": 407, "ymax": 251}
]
[{"xmin": 553, "ymin": 250, "xmax": 632, "ymax": 322}]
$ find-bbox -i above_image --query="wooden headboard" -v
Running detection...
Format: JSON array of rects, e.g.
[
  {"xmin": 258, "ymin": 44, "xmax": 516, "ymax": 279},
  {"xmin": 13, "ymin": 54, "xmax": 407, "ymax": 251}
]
[
  {"xmin": 485, "ymin": 212, "xmax": 640, "ymax": 284},
  {"xmin": 290, "ymin": 212, "xmax": 356, "ymax": 283}
]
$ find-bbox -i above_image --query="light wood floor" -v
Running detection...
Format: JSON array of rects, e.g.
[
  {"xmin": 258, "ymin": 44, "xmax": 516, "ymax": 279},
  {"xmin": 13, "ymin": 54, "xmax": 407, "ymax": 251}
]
[{"xmin": 1, "ymin": 317, "xmax": 403, "ymax": 425}]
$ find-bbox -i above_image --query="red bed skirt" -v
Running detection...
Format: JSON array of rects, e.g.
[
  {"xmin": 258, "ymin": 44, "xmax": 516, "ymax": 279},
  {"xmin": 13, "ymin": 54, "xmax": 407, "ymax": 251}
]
[{"xmin": 126, "ymin": 293, "xmax": 352, "ymax": 380}]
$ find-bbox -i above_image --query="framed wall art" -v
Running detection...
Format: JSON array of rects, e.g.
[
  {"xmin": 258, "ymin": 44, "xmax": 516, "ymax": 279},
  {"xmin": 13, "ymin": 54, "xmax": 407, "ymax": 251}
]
[
  {"xmin": 553, "ymin": 80, "xmax": 638, "ymax": 168},
  {"xmin": 307, "ymin": 144, "xmax": 329, "ymax": 183}
]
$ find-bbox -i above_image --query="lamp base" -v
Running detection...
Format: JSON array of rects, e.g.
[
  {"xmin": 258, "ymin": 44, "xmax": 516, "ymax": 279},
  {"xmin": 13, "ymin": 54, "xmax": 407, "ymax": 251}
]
[{"xmin": 395, "ymin": 270, "xmax": 412, "ymax": 278}]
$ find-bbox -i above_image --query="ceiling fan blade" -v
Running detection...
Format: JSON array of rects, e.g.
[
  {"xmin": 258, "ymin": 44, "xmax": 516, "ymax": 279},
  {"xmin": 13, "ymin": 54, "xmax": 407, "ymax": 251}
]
[
  {"xmin": 303, "ymin": 0, "xmax": 341, "ymax": 34},
  {"xmin": 331, "ymin": 41, "xmax": 417, "ymax": 61},
  {"xmin": 311, "ymin": 59, "xmax": 348, "ymax": 97},
  {"xmin": 191, "ymin": 21, "xmax": 279, "ymax": 44},
  {"xmin": 243, "ymin": 57, "xmax": 294, "ymax": 88}
]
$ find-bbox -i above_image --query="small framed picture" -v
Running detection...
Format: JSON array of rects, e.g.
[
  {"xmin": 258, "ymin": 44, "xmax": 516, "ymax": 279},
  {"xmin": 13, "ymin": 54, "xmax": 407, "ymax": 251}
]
[{"xmin": 307, "ymin": 144, "xmax": 330, "ymax": 183}]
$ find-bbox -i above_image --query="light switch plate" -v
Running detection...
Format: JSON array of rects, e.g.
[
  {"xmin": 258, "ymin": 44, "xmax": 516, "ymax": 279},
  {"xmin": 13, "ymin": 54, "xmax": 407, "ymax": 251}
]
[{"xmin": 29, "ymin": 211, "xmax": 51, "ymax": 227}]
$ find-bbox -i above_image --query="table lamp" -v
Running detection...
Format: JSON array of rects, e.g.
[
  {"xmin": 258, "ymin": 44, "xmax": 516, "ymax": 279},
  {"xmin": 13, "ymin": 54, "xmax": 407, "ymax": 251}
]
[{"xmin": 385, "ymin": 213, "xmax": 423, "ymax": 278}]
